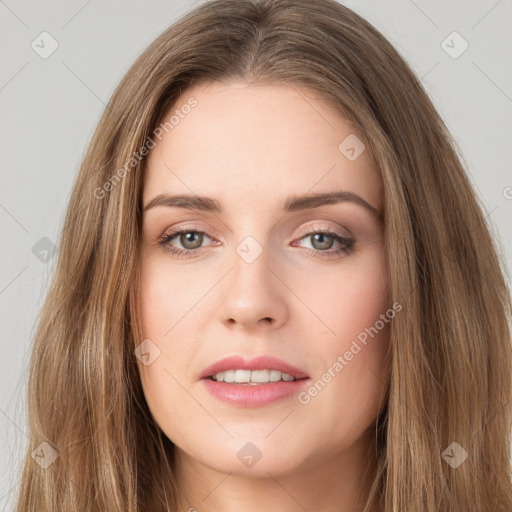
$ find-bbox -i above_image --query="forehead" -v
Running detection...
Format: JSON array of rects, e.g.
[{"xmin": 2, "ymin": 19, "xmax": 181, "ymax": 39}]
[{"xmin": 143, "ymin": 81, "xmax": 382, "ymax": 213}]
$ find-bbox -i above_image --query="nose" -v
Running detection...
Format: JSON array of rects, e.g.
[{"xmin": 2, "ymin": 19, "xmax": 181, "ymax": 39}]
[{"xmin": 218, "ymin": 244, "xmax": 289, "ymax": 331}]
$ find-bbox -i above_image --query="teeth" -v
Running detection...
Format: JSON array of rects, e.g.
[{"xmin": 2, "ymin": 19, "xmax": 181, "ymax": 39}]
[
  {"xmin": 252, "ymin": 369, "xmax": 270, "ymax": 383},
  {"xmin": 234, "ymin": 369, "xmax": 251, "ymax": 383},
  {"xmin": 211, "ymin": 369, "xmax": 296, "ymax": 384}
]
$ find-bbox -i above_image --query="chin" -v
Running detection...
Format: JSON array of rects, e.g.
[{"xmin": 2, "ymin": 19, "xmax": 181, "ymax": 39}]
[
  {"xmin": 207, "ymin": 453, "xmax": 306, "ymax": 479},
  {"xmin": 178, "ymin": 434, "xmax": 312, "ymax": 477}
]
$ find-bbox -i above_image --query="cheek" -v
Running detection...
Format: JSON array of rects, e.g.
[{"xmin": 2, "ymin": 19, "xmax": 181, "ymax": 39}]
[
  {"xmin": 136, "ymin": 253, "xmax": 209, "ymax": 445},
  {"xmin": 297, "ymin": 245, "xmax": 390, "ymax": 423},
  {"xmin": 139, "ymin": 279, "xmax": 169, "ymax": 338},
  {"xmin": 137, "ymin": 360, "xmax": 198, "ymax": 448},
  {"xmin": 295, "ymin": 331, "xmax": 389, "ymax": 458},
  {"xmin": 138, "ymin": 250, "xmax": 201, "ymax": 339},
  {"xmin": 301, "ymin": 243, "xmax": 389, "ymax": 343}
]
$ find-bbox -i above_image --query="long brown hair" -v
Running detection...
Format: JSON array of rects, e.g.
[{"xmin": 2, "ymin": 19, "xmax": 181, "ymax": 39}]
[{"xmin": 16, "ymin": 0, "xmax": 512, "ymax": 510}]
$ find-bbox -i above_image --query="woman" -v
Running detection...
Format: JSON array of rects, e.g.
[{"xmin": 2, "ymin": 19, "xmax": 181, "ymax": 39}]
[{"xmin": 16, "ymin": 0, "xmax": 512, "ymax": 510}]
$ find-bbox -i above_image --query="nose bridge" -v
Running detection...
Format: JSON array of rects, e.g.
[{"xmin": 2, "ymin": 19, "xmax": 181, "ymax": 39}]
[
  {"xmin": 230, "ymin": 232, "xmax": 274, "ymax": 297},
  {"xmin": 227, "ymin": 210, "xmax": 274, "ymax": 274}
]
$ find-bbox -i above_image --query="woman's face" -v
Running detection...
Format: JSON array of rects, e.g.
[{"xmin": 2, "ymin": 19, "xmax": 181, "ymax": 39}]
[{"xmin": 137, "ymin": 80, "xmax": 390, "ymax": 478}]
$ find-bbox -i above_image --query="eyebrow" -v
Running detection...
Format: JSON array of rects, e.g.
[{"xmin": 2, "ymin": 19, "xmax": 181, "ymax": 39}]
[{"xmin": 143, "ymin": 190, "xmax": 382, "ymax": 220}]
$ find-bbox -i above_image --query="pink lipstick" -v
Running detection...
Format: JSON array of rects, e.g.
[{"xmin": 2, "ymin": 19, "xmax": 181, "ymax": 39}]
[{"xmin": 199, "ymin": 355, "xmax": 310, "ymax": 407}]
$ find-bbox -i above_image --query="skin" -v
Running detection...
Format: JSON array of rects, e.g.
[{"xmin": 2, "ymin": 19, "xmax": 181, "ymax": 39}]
[{"xmin": 137, "ymin": 80, "xmax": 389, "ymax": 512}]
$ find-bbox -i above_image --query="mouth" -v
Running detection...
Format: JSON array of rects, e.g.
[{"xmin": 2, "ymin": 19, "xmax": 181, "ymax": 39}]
[{"xmin": 199, "ymin": 355, "xmax": 310, "ymax": 406}]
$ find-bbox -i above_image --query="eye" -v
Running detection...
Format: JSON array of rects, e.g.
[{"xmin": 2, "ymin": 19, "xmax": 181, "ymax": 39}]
[
  {"xmin": 157, "ymin": 226, "xmax": 355, "ymax": 259},
  {"xmin": 292, "ymin": 228, "xmax": 355, "ymax": 258},
  {"xmin": 157, "ymin": 228, "xmax": 215, "ymax": 258}
]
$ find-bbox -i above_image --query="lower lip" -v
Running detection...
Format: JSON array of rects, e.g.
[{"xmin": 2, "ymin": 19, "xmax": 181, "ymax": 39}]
[{"xmin": 201, "ymin": 378, "xmax": 310, "ymax": 407}]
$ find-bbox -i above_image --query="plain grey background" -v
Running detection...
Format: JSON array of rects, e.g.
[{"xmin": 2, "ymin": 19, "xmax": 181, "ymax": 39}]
[{"xmin": 1, "ymin": 0, "xmax": 511, "ymax": 507}]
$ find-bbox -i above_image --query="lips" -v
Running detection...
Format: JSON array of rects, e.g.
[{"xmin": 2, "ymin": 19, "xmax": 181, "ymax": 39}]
[
  {"xmin": 199, "ymin": 355, "xmax": 309, "ymax": 381},
  {"xmin": 200, "ymin": 355, "xmax": 310, "ymax": 407}
]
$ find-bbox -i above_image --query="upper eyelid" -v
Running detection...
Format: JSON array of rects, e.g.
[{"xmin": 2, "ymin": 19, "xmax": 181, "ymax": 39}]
[
  {"xmin": 162, "ymin": 224, "xmax": 350, "ymax": 244},
  {"xmin": 295, "ymin": 222, "xmax": 351, "ymax": 237}
]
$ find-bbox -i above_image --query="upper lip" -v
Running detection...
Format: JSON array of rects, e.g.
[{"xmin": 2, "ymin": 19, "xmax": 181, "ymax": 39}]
[{"xmin": 199, "ymin": 355, "xmax": 309, "ymax": 380}]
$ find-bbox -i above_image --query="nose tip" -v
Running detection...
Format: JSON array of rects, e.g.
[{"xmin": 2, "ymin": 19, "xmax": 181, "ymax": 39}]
[{"xmin": 219, "ymin": 257, "xmax": 288, "ymax": 330}]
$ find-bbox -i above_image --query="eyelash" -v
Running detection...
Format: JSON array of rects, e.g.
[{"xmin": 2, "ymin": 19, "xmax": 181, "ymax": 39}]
[{"xmin": 157, "ymin": 225, "xmax": 355, "ymax": 259}]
